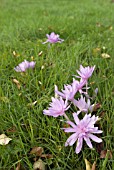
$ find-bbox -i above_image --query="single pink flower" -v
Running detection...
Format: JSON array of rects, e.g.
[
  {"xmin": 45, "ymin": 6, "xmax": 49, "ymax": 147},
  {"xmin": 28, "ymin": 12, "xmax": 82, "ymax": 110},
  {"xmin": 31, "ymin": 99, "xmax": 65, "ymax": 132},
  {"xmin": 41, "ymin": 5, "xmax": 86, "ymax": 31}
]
[
  {"xmin": 73, "ymin": 95, "xmax": 94, "ymax": 115},
  {"xmin": 76, "ymin": 65, "xmax": 95, "ymax": 81},
  {"xmin": 14, "ymin": 60, "xmax": 36, "ymax": 72},
  {"xmin": 42, "ymin": 32, "xmax": 64, "ymax": 44},
  {"xmin": 62, "ymin": 113, "xmax": 102, "ymax": 154},
  {"xmin": 43, "ymin": 97, "xmax": 69, "ymax": 117},
  {"xmin": 55, "ymin": 79, "xmax": 86, "ymax": 102}
]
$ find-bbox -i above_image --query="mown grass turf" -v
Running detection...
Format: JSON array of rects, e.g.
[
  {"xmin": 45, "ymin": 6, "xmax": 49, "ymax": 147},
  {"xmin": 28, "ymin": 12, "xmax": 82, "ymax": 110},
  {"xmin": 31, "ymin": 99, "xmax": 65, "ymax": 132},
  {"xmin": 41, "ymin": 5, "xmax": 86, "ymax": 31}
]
[{"xmin": 0, "ymin": 0, "xmax": 114, "ymax": 169}]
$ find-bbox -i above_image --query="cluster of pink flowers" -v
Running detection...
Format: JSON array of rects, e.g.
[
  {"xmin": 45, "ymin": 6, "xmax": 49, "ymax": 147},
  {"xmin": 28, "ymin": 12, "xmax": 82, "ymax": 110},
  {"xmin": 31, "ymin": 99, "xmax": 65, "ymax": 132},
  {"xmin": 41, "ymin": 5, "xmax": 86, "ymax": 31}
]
[
  {"xmin": 13, "ymin": 33, "xmax": 103, "ymax": 154},
  {"xmin": 14, "ymin": 32, "xmax": 63, "ymax": 72},
  {"xmin": 43, "ymin": 65, "xmax": 103, "ymax": 154}
]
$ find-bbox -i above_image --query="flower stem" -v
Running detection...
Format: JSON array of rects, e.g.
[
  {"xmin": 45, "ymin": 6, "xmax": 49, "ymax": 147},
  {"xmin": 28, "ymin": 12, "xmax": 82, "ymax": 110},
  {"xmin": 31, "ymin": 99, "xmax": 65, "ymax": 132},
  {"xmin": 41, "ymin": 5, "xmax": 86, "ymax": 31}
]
[{"xmin": 63, "ymin": 113, "xmax": 70, "ymax": 121}]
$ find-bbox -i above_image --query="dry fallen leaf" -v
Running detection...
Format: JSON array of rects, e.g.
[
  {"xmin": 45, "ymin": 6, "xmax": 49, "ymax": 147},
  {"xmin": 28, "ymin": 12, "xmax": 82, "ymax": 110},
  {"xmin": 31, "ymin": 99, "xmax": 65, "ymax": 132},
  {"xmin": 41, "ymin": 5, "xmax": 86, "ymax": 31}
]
[
  {"xmin": 27, "ymin": 101, "xmax": 37, "ymax": 107},
  {"xmin": 100, "ymin": 150, "xmax": 112, "ymax": 159},
  {"xmin": 0, "ymin": 134, "xmax": 12, "ymax": 145},
  {"xmin": 96, "ymin": 142, "xmax": 104, "ymax": 153},
  {"xmin": 6, "ymin": 126, "xmax": 17, "ymax": 133},
  {"xmin": 91, "ymin": 161, "xmax": 96, "ymax": 170},
  {"xmin": 30, "ymin": 147, "xmax": 44, "ymax": 156},
  {"xmin": 93, "ymin": 103, "xmax": 101, "ymax": 112},
  {"xmin": 41, "ymin": 154, "xmax": 53, "ymax": 159},
  {"xmin": 12, "ymin": 79, "xmax": 21, "ymax": 89},
  {"xmin": 38, "ymin": 51, "xmax": 43, "ymax": 56},
  {"xmin": 101, "ymin": 53, "xmax": 110, "ymax": 58},
  {"xmin": 85, "ymin": 159, "xmax": 91, "ymax": 170},
  {"xmin": 13, "ymin": 51, "xmax": 20, "ymax": 57},
  {"xmin": 33, "ymin": 159, "xmax": 45, "ymax": 170},
  {"xmin": 16, "ymin": 162, "xmax": 21, "ymax": 170}
]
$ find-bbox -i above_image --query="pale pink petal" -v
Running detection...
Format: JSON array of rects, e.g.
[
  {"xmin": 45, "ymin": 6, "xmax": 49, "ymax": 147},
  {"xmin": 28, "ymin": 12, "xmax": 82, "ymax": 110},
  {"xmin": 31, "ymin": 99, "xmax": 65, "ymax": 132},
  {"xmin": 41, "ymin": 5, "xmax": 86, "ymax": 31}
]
[
  {"xmin": 88, "ymin": 134, "xmax": 102, "ymax": 143},
  {"xmin": 76, "ymin": 137, "xmax": 83, "ymax": 154},
  {"xmin": 84, "ymin": 136, "xmax": 93, "ymax": 148}
]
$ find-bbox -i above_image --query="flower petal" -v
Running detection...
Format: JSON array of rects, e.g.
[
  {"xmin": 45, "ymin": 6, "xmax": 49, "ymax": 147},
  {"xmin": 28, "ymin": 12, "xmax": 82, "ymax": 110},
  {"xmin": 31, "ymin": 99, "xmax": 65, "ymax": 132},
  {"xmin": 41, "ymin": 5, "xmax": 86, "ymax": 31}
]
[{"xmin": 88, "ymin": 134, "xmax": 102, "ymax": 143}]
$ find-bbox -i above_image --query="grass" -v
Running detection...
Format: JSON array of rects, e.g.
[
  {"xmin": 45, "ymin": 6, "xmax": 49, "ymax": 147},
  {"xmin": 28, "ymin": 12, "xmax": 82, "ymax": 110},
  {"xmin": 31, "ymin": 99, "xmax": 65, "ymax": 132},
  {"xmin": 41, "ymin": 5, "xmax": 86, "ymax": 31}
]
[{"xmin": 0, "ymin": 0, "xmax": 114, "ymax": 169}]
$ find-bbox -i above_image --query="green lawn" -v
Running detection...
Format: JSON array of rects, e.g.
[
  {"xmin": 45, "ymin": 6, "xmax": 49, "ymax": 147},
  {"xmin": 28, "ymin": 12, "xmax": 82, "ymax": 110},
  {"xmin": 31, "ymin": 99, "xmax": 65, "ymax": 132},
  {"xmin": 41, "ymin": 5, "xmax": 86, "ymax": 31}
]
[{"xmin": 0, "ymin": 0, "xmax": 114, "ymax": 169}]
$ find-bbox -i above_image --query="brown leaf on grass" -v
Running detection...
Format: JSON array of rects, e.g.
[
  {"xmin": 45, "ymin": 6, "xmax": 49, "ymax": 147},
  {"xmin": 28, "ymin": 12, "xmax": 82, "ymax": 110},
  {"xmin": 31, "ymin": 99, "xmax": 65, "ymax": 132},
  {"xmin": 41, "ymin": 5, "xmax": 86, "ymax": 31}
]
[
  {"xmin": 0, "ymin": 134, "xmax": 12, "ymax": 145},
  {"xmin": 99, "ymin": 111, "xmax": 106, "ymax": 118},
  {"xmin": 30, "ymin": 147, "xmax": 44, "ymax": 156},
  {"xmin": 41, "ymin": 154, "xmax": 53, "ymax": 159},
  {"xmin": 85, "ymin": 159, "xmax": 91, "ymax": 170},
  {"xmin": 16, "ymin": 162, "xmax": 21, "ymax": 170},
  {"xmin": 100, "ymin": 150, "xmax": 112, "ymax": 159},
  {"xmin": 6, "ymin": 126, "xmax": 17, "ymax": 133},
  {"xmin": 12, "ymin": 79, "xmax": 21, "ymax": 89},
  {"xmin": 91, "ymin": 161, "xmax": 96, "ymax": 170},
  {"xmin": 33, "ymin": 159, "xmax": 45, "ymax": 170},
  {"xmin": 96, "ymin": 142, "xmax": 104, "ymax": 153},
  {"xmin": 15, "ymin": 162, "xmax": 26, "ymax": 170},
  {"xmin": 101, "ymin": 53, "xmax": 110, "ymax": 58},
  {"xmin": 93, "ymin": 103, "xmax": 101, "ymax": 112}
]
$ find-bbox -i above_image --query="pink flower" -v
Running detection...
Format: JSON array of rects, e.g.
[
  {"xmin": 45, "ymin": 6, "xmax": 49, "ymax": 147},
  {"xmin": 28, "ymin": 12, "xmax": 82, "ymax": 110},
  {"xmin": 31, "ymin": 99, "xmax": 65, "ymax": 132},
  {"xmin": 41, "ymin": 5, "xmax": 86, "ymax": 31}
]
[
  {"xmin": 55, "ymin": 79, "xmax": 86, "ymax": 102},
  {"xmin": 76, "ymin": 65, "xmax": 95, "ymax": 81},
  {"xmin": 14, "ymin": 60, "xmax": 36, "ymax": 72},
  {"xmin": 42, "ymin": 32, "xmax": 64, "ymax": 44},
  {"xmin": 62, "ymin": 113, "xmax": 102, "ymax": 154},
  {"xmin": 43, "ymin": 97, "xmax": 69, "ymax": 117},
  {"xmin": 73, "ymin": 95, "xmax": 94, "ymax": 115}
]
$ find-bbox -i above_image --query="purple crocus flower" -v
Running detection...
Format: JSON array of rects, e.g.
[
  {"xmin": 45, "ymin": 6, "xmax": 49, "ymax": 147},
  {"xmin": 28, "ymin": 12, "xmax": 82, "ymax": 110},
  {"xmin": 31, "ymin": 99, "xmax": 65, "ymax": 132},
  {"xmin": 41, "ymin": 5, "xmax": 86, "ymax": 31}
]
[
  {"xmin": 14, "ymin": 60, "xmax": 36, "ymax": 72},
  {"xmin": 76, "ymin": 65, "xmax": 95, "ymax": 81},
  {"xmin": 42, "ymin": 32, "xmax": 64, "ymax": 44},
  {"xmin": 55, "ymin": 79, "xmax": 86, "ymax": 102},
  {"xmin": 73, "ymin": 95, "xmax": 94, "ymax": 115},
  {"xmin": 43, "ymin": 97, "xmax": 69, "ymax": 117},
  {"xmin": 62, "ymin": 113, "xmax": 102, "ymax": 154}
]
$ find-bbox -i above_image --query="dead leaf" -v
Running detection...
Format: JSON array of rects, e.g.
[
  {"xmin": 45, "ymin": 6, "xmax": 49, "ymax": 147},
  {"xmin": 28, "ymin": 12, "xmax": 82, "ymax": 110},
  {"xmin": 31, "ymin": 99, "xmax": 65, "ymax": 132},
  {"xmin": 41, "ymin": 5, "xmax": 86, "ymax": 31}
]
[
  {"xmin": 96, "ymin": 142, "xmax": 104, "ymax": 153},
  {"xmin": 41, "ymin": 65, "xmax": 45, "ymax": 69},
  {"xmin": 100, "ymin": 150, "xmax": 112, "ymax": 159},
  {"xmin": 13, "ymin": 51, "xmax": 20, "ymax": 57},
  {"xmin": 91, "ymin": 161, "xmax": 96, "ymax": 170},
  {"xmin": 33, "ymin": 159, "xmax": 45, "ymax": 170},
  {"xmin": 41, "ymin": 154, "xmax": 53, "ymax": 159},
  {"xmin": 30, "ymin": 147, "xmax": 44, "ymax": 156},
  {"xmin": 12, "ymin": 79, "xmax": 21, "ymax": 89},
  {"xmin": 85, "ymin": 159, "xmax": 91, "ymax": 170},
  {"xmin": 101, "ymin": 53, "xmax": 110, "ymax": 58},
  {"xmin": 27, "ymin": 101, "xmax": 37, "ymax": 107},
  {"xmin": 6, "ymin": 126, "xmax": 17, "ymax": 133},
  {"xmin": 16, "ymin": 162, "xmax": 21, "ymax": 170},
  {"xmin": 93, "ymin": 103, "xmax": 101, "ymax": 112},
  {"xmin": 38, "ymin": 51, "xmax": 43, "ymax": 56},
  {"xmin": 0, "ymin": 134, "xmax": 12, "ymax": 145}
]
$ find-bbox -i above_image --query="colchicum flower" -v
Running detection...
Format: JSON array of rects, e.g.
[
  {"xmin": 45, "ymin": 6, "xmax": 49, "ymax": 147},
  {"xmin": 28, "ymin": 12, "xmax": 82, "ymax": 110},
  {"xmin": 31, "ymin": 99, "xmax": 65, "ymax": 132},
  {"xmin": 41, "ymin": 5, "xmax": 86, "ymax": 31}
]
[
  {"xmin": 43, "ymin": 97, "xmax": 69, "ymax": 117},
  {"xmin": 62, "ymin": 113, "xmax": 102, "ymax": 154},
  {"xmin": 14, "ymin": 60, "xmax": 36, "ymax": 72},
  {"xmin": 73, "ymin": 95, "xmax": 94, "ymax": 115},
  {"xmin": 42, "ymin": 32, "xmax": 64, "ymax": 44},
  {"xmin": 76, "ymin": 65, "xmax": 95, "ymax": 81},
  {"xmin": 55, "ymin": 79, "xmax": 86, "ymax": 102}
]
